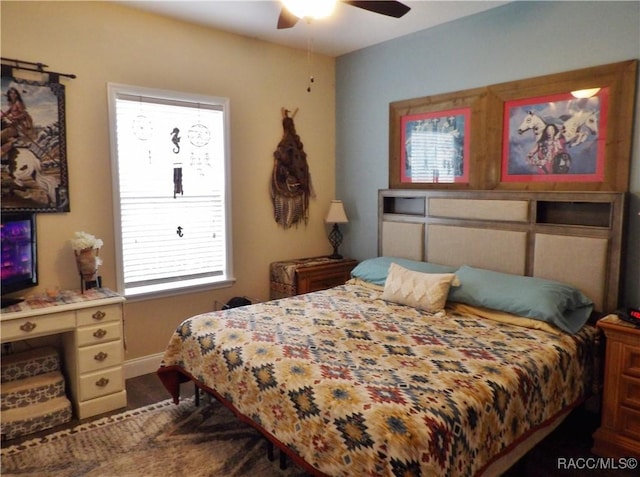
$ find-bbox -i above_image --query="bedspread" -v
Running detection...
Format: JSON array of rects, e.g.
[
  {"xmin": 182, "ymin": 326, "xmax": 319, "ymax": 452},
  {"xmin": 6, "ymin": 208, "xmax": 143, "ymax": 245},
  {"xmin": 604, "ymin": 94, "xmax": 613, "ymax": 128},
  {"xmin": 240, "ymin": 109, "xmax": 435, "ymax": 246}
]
[{"xmin": 159, "ymin": 284, "xmax": 598, "ymax": 477}]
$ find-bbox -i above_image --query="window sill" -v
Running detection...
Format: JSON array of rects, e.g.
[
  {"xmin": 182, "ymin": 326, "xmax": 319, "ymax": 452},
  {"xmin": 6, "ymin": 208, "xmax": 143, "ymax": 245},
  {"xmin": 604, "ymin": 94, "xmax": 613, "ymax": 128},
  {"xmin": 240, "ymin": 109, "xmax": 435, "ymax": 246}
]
[{"xmin": 121, "ymin": 277, "xmax": 236, "ymax": 303}]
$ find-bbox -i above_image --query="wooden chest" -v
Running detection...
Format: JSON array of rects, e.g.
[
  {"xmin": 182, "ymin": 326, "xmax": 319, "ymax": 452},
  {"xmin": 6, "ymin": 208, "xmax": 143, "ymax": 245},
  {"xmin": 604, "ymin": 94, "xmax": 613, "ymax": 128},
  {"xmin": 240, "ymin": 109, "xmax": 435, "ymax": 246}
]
[{"xmin": 269, "ymin": 256, "xmax": 358, "ymax": 299}]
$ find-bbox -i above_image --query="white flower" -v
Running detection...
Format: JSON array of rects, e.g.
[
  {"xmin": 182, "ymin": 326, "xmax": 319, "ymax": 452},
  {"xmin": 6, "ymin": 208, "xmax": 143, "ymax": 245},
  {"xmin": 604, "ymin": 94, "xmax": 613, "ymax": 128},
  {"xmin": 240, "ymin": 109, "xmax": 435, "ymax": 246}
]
[{"xmin": 70, "ymin": 231, "xmax": 103, "ymax": 251}]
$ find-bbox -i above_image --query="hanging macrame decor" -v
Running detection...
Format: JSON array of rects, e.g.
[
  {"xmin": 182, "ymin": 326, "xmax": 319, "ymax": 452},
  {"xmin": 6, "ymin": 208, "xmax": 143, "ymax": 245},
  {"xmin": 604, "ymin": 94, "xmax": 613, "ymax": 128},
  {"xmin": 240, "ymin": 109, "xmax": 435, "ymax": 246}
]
[{"xmin": 271, "ymin": 107, "xmax": 314, "ymax": 229}]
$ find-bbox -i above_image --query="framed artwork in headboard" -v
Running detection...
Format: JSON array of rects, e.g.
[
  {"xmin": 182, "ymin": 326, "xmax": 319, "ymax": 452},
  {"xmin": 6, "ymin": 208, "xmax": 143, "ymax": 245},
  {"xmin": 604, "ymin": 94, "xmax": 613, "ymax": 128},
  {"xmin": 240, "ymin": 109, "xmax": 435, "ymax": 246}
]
[
  {"xmin": 390, "ymin": 60, "xmax": 637, "ymax": 191},
  {"xmin": 490, "ymin": 60, "xmax": 637, "ymax": 191},
  {"xmin": 399, "ymin": 106, "xmax": 471, "ymax": 185},
  {"xmin": 501, "ymin": 89, "xmax": 608, "ymax": 182},
  {"xmin": 389, "ymin": 87, "xmax": 494, "ymax": 190}
]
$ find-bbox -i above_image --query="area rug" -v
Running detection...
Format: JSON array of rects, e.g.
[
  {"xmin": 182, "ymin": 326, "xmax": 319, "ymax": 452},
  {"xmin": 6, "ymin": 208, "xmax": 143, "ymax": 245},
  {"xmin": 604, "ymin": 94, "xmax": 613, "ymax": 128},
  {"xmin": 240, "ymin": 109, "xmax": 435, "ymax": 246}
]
[{"xmin": 1, "ymin": 397, "xmax": 311, "ymax": 477}]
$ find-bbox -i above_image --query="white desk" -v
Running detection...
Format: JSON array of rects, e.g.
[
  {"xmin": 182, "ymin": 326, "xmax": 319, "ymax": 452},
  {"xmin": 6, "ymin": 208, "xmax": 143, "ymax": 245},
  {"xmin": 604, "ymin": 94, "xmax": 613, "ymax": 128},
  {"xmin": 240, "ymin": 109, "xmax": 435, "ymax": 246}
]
[{"xmin": 1, "ymin": 289, "xmax": 127, "ymax": 419}]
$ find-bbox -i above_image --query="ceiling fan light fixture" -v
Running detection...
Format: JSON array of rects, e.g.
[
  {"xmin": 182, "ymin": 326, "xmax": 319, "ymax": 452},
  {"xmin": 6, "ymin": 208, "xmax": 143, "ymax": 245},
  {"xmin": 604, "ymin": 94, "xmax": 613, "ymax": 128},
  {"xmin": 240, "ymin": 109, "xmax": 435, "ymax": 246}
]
[{"xmin": 282, "ymin": 0, "xmax": 337, "ymax": 20}]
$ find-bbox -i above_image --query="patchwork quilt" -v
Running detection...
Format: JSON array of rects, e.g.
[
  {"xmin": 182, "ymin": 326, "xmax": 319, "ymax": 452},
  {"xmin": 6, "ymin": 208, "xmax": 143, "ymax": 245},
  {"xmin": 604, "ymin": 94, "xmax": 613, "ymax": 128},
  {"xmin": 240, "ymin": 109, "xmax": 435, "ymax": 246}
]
[{"xmin": 159, "ymin": 283, "xmax": 598, "ymax": 477}]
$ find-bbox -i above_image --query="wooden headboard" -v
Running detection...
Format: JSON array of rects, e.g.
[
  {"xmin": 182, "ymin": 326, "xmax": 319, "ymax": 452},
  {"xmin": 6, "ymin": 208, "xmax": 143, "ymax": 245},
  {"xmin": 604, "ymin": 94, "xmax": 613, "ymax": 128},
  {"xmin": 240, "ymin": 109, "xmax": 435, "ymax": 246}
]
[{"xmin": 378, "ymin": 189, "xmax": 626, "ymax": 313}]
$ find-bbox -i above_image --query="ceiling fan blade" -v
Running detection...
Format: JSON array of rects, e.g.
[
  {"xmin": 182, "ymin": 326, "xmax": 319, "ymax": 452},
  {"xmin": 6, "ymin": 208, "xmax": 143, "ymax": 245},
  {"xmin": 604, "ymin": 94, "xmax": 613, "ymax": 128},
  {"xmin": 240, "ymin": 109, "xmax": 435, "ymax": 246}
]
[
  {"xmin": 277, "ymin": 7, "xmax": 299, "ymax": 29},
  {"xmin": 344, "ymin": 1, "xmax": 411, "ymax": 18}
]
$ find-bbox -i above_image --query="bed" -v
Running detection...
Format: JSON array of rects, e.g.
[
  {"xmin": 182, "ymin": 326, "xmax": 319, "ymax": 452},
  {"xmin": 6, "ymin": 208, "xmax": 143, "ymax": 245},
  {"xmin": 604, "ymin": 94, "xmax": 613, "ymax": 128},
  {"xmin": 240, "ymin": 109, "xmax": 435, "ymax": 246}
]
[{"xmin": 158, "ymin": 190, "xmax": 626, "ymax": 476}]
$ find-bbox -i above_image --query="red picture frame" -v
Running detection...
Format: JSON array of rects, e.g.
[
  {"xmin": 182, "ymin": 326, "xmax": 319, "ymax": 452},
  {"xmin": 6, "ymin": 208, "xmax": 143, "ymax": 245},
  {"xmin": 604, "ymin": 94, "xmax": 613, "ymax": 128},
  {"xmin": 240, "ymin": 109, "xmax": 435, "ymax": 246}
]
[
  {"xmin": 400, "ymin": 107, "xmax": 471, "ymax": 184},
  {"xmin": 501, "ymin": 89, "xmax": 609, "ymax": 183}
]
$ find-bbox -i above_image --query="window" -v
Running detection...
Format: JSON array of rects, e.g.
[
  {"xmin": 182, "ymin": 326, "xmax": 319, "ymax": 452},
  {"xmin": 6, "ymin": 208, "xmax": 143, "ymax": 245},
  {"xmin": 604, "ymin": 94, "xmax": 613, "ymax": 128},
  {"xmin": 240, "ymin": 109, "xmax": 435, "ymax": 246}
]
[{"xmin": 107, "ymin": 84, "xmax": 232, "ymax": 298}]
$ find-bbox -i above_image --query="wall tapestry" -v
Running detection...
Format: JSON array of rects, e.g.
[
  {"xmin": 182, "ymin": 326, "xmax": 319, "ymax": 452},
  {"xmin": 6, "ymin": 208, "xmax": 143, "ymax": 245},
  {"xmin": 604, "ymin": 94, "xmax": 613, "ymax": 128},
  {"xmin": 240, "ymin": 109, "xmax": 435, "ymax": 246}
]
[
  {"xmin": 1, "ymin": 74, "xmax": 69, "ymax": 212},
  {"xmin": 270, "ymin": 108, "xmax": 314, "ymax": 228}
]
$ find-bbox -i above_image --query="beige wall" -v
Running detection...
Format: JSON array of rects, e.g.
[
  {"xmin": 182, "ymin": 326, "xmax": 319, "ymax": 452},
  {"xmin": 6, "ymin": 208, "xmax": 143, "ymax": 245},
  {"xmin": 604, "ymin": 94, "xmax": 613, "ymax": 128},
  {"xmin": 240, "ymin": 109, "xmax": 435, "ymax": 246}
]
[{"xmin": 1, "ymin": 2, "xmax": 336, "ymax": 359}]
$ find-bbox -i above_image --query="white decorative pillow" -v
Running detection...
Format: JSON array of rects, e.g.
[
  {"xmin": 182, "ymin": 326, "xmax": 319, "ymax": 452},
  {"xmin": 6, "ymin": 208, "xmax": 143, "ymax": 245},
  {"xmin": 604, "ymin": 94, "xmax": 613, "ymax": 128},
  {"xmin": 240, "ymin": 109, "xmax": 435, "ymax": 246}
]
[{"xmin": 381, "ymin": 263, "xmax": 459, "ymax": 312}]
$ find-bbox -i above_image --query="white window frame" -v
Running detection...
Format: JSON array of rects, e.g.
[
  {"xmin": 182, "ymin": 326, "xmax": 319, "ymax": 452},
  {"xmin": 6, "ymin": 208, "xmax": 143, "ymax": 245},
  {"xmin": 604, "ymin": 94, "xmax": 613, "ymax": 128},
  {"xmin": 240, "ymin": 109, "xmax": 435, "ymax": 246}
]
[{"xmin": 107, "ymin": 83, "xmax": 233, "ymax": 300}]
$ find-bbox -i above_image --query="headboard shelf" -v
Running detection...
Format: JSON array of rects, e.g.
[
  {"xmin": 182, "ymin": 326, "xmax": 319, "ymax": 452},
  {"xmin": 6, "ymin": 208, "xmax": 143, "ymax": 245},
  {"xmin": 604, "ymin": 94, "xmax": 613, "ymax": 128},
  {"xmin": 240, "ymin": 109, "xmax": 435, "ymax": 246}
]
[
  {"xmin": 382, "ymin": 196, "xmax": 426, "ymax": 216},
  {"xmin": 535, "ymin": 201, "xmax": 612, "ymax": 228},
  {"xmin": 379, "ymin": 189, "xmax": 626, "ymax": 312}
]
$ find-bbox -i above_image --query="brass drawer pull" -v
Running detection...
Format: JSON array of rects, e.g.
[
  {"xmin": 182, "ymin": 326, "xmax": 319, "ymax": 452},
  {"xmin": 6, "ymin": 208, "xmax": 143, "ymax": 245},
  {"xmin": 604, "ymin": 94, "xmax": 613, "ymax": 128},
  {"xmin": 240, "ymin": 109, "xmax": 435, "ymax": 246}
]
[
  {"xmin": 92, "ymin": 310, "xmax": 106, "ymax": 321},
  {"xmin": 19, "ymin": 321, "xmax": 37, "ymax": 333},
  {"xmin": 93, "ymin": 328, "xmax": 107, "ymax": 339},
  {"xmin": 95, "ymin": 377, "xmax": 109, "ymax": 387},
  {"xmin": 94, "ymin": 351, "xmax": 109, "ymax": 361}
]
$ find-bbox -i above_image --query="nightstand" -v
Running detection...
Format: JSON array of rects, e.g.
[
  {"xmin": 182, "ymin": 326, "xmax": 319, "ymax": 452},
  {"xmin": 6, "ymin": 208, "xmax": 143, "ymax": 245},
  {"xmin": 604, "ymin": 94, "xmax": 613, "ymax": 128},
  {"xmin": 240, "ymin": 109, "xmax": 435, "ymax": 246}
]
[
  {"xmin": 592, "ymin": 314, "xmax": 640, "ymax": 458},
  {"xmin": 270, "ymin": 256, "xmax": 358, "ymax": 299}
]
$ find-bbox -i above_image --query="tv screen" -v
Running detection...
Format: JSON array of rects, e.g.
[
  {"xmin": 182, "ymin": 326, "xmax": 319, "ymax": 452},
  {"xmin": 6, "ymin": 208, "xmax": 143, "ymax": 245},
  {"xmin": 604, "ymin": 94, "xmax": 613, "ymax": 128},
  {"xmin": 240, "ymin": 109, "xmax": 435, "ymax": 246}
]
[{"xmin": 1, "ymin": 212, "xmax": 38, "ymax": 306}]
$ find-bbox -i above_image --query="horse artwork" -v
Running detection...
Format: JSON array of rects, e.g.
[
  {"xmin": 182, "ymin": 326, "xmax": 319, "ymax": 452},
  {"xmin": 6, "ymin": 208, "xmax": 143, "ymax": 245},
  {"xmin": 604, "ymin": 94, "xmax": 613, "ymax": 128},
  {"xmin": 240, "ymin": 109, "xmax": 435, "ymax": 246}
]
[
  {"xmin": 270, "ymin": 108, "xmax": 314, "ymax": 229},
  {"xmin": 561, "ymin": 109, "xmax": 598, "ymax": 147},
  {"xmin": 1, "ymin": 74, "xmax": 70, "ymax": 212},
  {"xmin": 503, "ymin": 89, "xmax": 608, "ymax": 182},
  {"xmin": 516, "ymin": 111, "xmax": 547, "ymax": 142}
]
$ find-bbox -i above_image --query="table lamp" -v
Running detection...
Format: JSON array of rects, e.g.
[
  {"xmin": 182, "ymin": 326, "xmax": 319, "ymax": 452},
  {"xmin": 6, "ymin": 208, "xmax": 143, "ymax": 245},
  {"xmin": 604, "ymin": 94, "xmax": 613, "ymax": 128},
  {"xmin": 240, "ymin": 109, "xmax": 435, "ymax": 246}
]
[{"xmin": 325, "ymin": 200, "xmax": 349, "ymax": 259}]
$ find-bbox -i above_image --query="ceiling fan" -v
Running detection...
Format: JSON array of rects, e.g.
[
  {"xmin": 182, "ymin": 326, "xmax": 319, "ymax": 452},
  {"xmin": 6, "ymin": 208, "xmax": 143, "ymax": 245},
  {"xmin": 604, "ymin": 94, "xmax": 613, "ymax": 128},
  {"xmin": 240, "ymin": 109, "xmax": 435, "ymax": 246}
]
[{"xmin": 277, "ymin": 1, "xmax": 411, "ymax": 29}]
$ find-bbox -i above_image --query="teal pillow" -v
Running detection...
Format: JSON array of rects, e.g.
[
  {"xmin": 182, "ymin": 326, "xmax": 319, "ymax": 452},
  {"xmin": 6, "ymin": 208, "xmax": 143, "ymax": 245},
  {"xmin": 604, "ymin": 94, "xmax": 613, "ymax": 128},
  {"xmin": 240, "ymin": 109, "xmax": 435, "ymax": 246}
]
[
  {"xmin": 350, "ymin": 256, "xmax": 456, "ymax": 286},
  {"xmin": 447, "ymin": 265, "xmax": 593, "ymax": 334}
]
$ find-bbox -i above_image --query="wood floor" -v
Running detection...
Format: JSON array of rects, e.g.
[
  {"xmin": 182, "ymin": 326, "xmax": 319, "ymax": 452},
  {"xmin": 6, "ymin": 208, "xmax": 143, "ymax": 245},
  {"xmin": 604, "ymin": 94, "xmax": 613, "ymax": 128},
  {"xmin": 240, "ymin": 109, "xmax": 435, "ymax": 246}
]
[{"xmin": 3, "ymin": 373, "xmax": 637, "ymax": 477}]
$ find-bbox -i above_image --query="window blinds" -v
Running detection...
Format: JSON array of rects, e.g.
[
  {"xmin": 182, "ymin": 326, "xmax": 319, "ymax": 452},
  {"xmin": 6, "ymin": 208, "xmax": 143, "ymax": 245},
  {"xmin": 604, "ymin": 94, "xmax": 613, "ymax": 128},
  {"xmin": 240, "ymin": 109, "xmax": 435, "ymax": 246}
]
[{"xmin": 112, "ymin": 93, "xmax": 228, "ymax": 294}]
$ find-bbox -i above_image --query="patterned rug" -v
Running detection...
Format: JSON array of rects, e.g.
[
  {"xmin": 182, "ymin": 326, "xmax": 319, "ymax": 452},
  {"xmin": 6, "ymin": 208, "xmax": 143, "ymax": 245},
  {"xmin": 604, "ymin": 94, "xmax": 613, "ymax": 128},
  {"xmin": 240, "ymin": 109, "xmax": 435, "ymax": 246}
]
[{"xmin": 1, "ymin": 398, "xmax": 311, "ymax": 477}]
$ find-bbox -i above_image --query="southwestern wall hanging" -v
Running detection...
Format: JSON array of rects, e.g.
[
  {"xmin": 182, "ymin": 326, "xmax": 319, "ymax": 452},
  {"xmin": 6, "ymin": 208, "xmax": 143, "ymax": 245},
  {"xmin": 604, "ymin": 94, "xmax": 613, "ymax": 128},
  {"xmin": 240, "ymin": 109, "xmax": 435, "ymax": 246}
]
[
  {"xmin": 389, "ymin": 60, "xmax": 637, "ymax": 191},
  {"xmin": 271, "ymin": 108, "xmax": 314, "ymax": 228},
  {"xmin": 1, "ymin": 59, "xmax": 73, "ymax": 212}
]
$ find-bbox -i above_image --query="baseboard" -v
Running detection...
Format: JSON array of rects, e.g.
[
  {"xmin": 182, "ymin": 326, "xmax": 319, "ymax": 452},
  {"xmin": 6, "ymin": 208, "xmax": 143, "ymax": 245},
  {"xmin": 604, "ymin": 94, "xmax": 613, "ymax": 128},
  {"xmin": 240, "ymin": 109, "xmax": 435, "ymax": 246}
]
[{"xmin": 124, "ymin": 352, "xmax": 164, "ymax": 379}]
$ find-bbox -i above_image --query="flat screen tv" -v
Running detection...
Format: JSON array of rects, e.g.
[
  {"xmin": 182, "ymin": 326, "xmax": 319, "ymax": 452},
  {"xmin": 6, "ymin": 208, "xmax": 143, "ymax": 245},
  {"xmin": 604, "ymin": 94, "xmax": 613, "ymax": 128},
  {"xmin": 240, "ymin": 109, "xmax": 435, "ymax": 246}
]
[{"xmin": 1, "ymin": 212, "xmax": 38, "ymax": 308}]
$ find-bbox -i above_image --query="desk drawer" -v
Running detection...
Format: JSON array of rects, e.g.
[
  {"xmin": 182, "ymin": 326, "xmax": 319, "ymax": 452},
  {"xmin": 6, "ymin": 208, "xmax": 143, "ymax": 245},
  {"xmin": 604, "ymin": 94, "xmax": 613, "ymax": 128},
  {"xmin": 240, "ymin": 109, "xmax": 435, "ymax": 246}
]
[
  {"xmin": 78, "ymin": 340, "xmax": 124, "ymax": 374},
  {"xmin": 1, "ymin": 312, "xmax": 75, "ymax": 342},
  {"xmin": 77, "ymin": 321, "xmax": 121, "ymax": 346},
  {"xmin": 79, "ymin": 367, "xmax": 124, "ymax": 401},
  {"xmin": 76, "ymin": 305, "xmax": 121, "ymax": 327}
]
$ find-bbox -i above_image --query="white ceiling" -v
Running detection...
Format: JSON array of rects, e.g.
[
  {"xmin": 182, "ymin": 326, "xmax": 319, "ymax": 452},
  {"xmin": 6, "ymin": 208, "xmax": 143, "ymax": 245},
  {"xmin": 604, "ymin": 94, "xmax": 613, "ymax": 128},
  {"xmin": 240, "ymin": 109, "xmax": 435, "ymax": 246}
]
[{"xmin": 120, "ymin": 1, "xmax": 509, "ymax": 57}]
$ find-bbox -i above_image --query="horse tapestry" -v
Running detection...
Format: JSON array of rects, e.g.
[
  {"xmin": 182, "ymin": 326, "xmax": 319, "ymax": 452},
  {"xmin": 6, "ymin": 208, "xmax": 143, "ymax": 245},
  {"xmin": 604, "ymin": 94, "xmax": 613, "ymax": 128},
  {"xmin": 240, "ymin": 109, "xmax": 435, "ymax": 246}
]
[
  {"xmin": 1, "ymin": 74, "xmax": 70, "ymax": 212},
  {"xmin": 270, "ymin": 108, "xmax": 314, "ymax": 229},
  {"xmin": 502, "ymin": 89, "xmax": 608, "ymax": 182}
]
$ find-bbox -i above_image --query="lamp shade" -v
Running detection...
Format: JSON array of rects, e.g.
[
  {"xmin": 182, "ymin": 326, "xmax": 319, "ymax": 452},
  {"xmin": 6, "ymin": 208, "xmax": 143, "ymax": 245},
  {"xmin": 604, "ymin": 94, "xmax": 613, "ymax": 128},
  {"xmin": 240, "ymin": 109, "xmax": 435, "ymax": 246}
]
[{"xmin": 325, "ymin": 200, "xmax": 348, "ymax": 223}]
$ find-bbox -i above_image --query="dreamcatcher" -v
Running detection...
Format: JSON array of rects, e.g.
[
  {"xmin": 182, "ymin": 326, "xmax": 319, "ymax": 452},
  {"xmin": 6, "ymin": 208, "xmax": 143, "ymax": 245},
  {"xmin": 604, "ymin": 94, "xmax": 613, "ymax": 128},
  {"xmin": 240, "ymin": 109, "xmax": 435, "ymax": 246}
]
[
  {"xmin": 270, "ymin": 108, "xmax": 314, "ymax": 228},
  {"xmin": 188, "ymin": 121, "xmax": 211, "ymax": 175},
  {"xmin": 132, "ymin": 113, "xmax": 153, "ymax": 165}
]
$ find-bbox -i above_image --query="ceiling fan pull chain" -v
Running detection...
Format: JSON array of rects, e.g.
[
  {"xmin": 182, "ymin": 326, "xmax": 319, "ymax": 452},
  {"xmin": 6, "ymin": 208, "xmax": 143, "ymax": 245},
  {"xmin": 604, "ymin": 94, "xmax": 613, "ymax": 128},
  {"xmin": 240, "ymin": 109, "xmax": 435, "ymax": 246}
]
[{"xmin": 307, "ymin": 31, "xmax": 314, "ymax": 92}]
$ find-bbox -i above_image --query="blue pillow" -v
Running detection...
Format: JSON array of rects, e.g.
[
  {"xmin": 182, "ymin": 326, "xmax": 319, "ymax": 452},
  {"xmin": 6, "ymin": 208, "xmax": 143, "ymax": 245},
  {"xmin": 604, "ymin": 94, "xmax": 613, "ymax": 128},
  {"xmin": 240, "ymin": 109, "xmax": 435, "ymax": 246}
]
[
  {"xmin": 351, "ymin": 256, "xmax": 457, "ymax": 286},
  {"xmin": 447, "ymin": 265, "xmax": 593, "ymax": 334}
]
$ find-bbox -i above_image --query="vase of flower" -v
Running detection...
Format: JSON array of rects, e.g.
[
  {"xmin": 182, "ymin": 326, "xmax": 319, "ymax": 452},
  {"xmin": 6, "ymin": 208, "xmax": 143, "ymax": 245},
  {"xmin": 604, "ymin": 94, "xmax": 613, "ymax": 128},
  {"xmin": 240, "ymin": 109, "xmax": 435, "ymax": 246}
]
[
  {"xmin": 70, "ymin": 232, "xmax": 103, "ymax": 291},
  {"xmin": 75, "ymin": 247, "xmax": 100, "ymax": 282}
]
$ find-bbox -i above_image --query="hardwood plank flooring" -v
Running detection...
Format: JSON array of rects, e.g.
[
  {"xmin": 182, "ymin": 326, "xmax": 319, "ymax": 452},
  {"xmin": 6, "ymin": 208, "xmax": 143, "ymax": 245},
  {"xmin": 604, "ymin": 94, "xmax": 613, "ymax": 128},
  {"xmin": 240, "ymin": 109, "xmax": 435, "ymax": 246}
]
[{"xmin": 3, "ymin": 374, "xmax": 637, "ymax": 476}]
